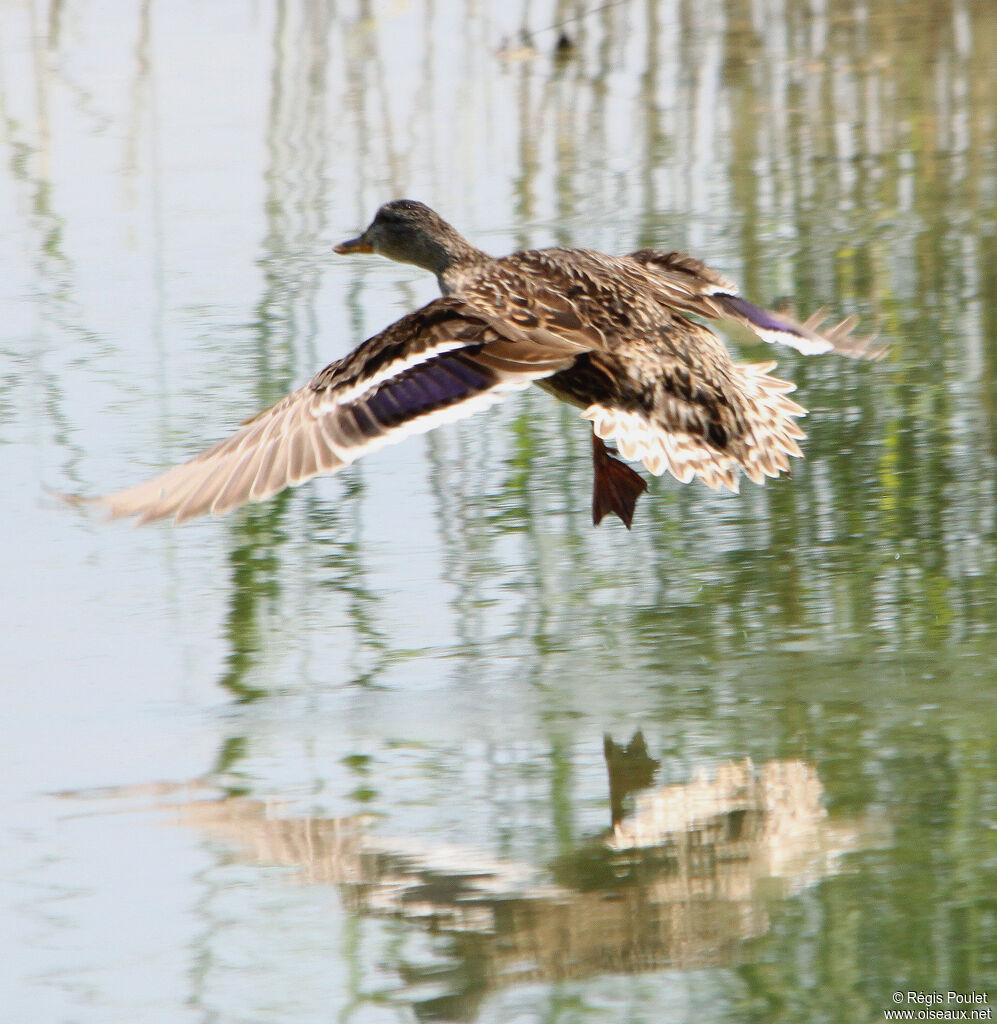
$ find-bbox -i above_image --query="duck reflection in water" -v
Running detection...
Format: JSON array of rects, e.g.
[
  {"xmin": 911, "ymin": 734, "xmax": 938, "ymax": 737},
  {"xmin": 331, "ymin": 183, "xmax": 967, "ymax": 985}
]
[
  {"xmin": 95, "ymin": 201, "xmax": 884, "ymax": 529},
  {"xmin": 175, "ymin": 736, "xmax": 880, "ymax": 1020}
]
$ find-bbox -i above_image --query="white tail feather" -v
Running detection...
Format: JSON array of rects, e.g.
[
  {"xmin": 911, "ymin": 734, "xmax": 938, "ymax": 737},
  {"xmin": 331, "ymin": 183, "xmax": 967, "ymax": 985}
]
[{"xmin": 584, "ymin": 362, "xmax": 807, "ymax": 494}]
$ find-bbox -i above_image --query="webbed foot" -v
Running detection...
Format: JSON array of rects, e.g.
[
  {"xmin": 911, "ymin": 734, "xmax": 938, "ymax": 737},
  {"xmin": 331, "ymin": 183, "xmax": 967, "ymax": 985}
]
[{"xmin": 591, "ymin": 431, "xmax": 648, "ymax": 529}]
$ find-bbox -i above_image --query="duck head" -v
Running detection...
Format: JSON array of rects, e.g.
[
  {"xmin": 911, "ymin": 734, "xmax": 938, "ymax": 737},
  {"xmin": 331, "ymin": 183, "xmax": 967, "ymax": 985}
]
[{"xmin": 335, "ymin": 200, "xmax": 482, "ymax": 276}]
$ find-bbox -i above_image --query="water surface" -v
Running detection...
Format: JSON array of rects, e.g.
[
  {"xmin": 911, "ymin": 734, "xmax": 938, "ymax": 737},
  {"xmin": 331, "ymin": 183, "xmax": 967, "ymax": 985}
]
[{"xmin": 2, "ymin": 1, "xmax": 995, "ymax": 1021}]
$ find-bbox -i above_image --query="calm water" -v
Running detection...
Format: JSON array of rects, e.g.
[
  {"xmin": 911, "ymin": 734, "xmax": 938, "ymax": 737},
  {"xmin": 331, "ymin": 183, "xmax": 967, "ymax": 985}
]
[{"xmin": 2, "ymin": 1, "xmax": 996, "ymax": 1021}]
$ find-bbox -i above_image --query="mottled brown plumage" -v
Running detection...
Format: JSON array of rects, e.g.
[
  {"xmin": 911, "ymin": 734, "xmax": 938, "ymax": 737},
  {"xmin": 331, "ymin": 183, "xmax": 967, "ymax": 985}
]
[{"xmin": 97, "ymin": 199, "xmax": 881, "ymax": 527}]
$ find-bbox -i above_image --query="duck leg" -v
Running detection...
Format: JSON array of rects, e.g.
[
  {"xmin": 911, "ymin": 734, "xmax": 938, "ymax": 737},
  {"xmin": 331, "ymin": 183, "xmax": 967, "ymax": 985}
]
[{"xmin": 590, "ymin": 429, "xmax": 648, "ymax": 529}]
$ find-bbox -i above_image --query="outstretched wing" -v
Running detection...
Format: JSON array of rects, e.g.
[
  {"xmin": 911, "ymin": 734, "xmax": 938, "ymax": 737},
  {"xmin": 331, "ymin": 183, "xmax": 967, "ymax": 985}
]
[
  {"xmin": 626, "ymin": 249, "xmax": 886, "ymax": 360},
  {"xmin": 99, "ymin": 298, "xmax": 581, "ymax": 524}
]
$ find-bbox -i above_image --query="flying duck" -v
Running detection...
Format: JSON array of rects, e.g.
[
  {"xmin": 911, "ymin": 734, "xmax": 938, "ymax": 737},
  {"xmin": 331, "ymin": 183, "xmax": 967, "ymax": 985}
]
[{"xmin": 97, "ymin": 200, "xmax": 882, "ymax": 528}]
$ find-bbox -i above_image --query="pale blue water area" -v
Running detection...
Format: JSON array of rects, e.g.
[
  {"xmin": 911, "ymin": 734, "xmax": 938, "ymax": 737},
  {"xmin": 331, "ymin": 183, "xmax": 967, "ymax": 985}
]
[{"xmin": 2, "ymin": 1, "xmax": 996, "ymax": 1022}]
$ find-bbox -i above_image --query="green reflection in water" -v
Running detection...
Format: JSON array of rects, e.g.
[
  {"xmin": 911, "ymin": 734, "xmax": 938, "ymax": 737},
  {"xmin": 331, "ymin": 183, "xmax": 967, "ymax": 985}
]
[{"xmin": 131, "ymin": 0, "xmax": 997, "ymax": 1018}]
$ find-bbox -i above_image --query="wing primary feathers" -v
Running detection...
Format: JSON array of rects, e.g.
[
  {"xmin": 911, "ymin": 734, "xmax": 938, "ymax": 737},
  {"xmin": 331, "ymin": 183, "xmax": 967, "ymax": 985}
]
[
  {"xmin": 627, "ymin": 248, "xmax": 886, "ymax": 360},
  {"xmin": 95, "ymin": 299, "xmax": 576, "ymax": 524}
]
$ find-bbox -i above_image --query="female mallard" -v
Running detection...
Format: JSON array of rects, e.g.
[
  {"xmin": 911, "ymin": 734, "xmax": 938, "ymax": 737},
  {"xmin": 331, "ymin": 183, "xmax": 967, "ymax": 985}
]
[{"xmin": 99, "ymin": 200, "xmax": 881, "ymax": 528}]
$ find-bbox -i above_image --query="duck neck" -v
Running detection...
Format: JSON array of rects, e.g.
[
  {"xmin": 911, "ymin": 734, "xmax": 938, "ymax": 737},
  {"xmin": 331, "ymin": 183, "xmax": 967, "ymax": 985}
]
[
  {"xmin": 432, "ymin": 233, "xmax": 488, "ymax": 293},
  {"xmin": 425, "ymin": 231, "xmax": 487, "ymax": 276}
]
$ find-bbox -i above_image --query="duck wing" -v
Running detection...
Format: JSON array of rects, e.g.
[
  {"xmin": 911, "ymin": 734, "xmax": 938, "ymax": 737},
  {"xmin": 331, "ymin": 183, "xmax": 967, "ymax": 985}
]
[
  {"xmin": 626, "ymin": 249, "xmax": 886, "ymax": 360},
  {"xmin": 98, "ymin": 297, "xmax": 581, "ymax": 524}
]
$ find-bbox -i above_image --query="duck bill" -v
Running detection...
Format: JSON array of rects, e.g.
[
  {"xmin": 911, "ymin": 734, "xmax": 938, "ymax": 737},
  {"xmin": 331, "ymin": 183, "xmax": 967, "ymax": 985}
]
[{"xmin": 334, "ymin": 234, "xmax": 373, "ymax": 255}]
